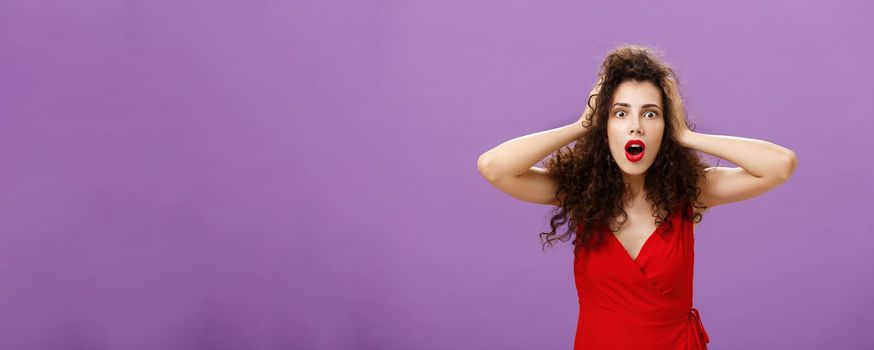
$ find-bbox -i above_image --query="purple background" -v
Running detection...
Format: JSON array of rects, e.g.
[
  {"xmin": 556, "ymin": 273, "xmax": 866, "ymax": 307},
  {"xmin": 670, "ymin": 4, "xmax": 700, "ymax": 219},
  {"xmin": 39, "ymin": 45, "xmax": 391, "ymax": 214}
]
[{"xmin": 1, "ymin": 0, "xmax": 872, "ymax": 349}]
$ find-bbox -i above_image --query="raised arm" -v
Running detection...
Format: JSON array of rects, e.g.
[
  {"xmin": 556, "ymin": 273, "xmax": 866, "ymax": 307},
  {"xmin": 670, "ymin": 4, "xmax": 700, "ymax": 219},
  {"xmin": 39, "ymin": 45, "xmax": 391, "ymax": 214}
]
[
  {"xmin": 477, "ymin": 122, "xmax": 588, "ymax": 205},
  {"xmin": 477, "ymin": 79, "xmax": 601, "ymax": 206},
  {"xmin": 665, "ymin": 77, "xmax": 798, "ymax": 209},
  {"xmin": 680, "ymin": 132, "xmax": 797, "ymax": 209}
]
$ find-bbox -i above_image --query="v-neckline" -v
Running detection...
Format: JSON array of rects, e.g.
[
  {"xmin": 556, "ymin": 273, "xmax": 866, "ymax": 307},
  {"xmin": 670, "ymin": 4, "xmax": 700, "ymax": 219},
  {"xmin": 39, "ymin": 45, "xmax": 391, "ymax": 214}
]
[{"xmin": 608, "ymin": 221, "xmax": 662, "ymax": 264}]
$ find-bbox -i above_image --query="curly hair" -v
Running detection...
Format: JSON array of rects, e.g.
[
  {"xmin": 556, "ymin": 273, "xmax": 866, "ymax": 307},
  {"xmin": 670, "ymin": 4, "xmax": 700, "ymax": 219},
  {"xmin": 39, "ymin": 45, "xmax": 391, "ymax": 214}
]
[{"xmin": 540, "ymin": 45, "xmax": 713, "ymax": 257}]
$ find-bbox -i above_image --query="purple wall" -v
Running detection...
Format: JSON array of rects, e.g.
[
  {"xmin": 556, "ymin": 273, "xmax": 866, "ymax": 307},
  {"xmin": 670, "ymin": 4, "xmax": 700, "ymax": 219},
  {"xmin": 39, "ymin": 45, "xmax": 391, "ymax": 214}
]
[{"xmin": 1, "ymin": 0, "xmax": 871, "ymax": 349}]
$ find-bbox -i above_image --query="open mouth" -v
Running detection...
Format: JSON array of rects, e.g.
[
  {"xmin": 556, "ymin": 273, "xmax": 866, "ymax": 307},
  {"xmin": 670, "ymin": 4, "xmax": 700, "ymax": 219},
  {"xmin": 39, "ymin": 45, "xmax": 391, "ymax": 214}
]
[{"xmin": 625, "ymin": 140, "xmax": 645, "ymax": 162}]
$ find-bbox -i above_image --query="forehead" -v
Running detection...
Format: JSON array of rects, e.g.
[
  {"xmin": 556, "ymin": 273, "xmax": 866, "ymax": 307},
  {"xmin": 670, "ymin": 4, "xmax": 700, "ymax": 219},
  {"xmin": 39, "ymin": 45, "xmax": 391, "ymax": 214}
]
[{"xmin": 611, "ymin": 80, "xmax": 662, "ymax": 108}]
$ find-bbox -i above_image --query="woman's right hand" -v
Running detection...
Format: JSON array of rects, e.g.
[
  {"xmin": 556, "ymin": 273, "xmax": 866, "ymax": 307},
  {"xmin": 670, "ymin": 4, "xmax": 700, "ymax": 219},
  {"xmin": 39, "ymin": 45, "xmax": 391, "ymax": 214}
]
[{"xmin": 578, "ymin": 76, "xmax": 604, "ymax": 127}]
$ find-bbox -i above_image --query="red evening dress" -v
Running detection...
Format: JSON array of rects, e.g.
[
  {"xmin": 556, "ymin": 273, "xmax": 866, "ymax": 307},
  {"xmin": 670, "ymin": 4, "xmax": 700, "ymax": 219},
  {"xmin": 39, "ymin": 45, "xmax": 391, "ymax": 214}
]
[{"xmin": 573, "ymin": 201, "xmax": 710, "ymax": 350}]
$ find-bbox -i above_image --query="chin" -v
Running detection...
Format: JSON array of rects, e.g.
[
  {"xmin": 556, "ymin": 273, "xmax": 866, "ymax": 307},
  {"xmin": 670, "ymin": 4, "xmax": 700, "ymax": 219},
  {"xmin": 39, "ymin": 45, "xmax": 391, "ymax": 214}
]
[
  {"xmin": 615, "ymin": 158, "xmax": 654, "ymax": 175},
  {"xmin": 619, "ymin": 166, "xmax": 650, "ymax": 175}
]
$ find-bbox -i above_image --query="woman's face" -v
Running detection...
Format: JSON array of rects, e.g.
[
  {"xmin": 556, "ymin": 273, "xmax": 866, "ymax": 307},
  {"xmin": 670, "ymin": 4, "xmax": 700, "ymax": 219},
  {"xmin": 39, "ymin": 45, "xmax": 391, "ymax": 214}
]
[{"xmin": 606, "ymin": 80, "xmax": 665, "ymax": 176}]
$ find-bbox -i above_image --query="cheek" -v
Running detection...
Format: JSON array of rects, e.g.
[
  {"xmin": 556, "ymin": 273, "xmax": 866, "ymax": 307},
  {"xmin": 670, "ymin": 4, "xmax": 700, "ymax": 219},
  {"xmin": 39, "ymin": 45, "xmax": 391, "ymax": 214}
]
[
  {"xmin": 607, "ymin": 125, "xmax": 623, "ymax": 142},
  {"xmin": 654, "ymin": 120, "xmax": 666, "ymax": 133},
  {"xmin": 607, "ymin": 132, "xmax": 624, "ymax": 152}
]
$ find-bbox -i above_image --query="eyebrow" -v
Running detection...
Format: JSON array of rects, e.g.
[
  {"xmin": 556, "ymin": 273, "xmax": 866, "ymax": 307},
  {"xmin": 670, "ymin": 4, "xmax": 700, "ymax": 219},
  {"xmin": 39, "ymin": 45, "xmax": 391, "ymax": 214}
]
[{"xmin": 612, "ymin": 102, "xmax": 662, "ymax": 110}]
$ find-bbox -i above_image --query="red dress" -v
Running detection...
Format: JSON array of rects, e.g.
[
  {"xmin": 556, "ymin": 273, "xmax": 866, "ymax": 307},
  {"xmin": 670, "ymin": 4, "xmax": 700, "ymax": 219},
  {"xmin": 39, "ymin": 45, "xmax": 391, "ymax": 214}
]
[{"xmin": 573, "ymin": 202, "xmax": 710, "ymax": 349}]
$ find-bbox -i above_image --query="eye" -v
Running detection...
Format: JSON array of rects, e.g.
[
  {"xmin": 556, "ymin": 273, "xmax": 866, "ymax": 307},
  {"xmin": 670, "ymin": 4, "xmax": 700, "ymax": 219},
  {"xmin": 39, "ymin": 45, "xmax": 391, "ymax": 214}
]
[
  {"xmin": 645, "ymin": 111, "xmax": 658, "ymax": 118},
  {"xmin": 614, "ymin": 110, "xmax": 626, "ymax": 118}
]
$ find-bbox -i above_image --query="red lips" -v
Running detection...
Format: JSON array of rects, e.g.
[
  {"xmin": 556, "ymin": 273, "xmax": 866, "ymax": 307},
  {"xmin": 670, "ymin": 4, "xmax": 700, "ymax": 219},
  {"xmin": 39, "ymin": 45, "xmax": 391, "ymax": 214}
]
[{"xmin": 624, "ymin": 139, "xmax": 646, "ymax": 162}]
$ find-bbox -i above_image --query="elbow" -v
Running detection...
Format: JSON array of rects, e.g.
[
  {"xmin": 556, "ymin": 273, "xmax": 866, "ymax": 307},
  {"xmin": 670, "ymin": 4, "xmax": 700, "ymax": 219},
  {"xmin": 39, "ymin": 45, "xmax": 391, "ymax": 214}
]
[
  {"xmin": 777, "ymin": 150, "xmax": 798, "ymax": 181},
  {"xmin": 477, "ymin": 154, "xmax": 500, "ymax": 182}
]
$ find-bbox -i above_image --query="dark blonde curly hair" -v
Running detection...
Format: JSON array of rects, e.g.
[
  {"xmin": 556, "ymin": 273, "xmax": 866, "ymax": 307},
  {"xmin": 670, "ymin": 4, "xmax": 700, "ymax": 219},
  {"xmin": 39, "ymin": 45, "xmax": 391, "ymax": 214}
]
[{"xmin": 540, "ymin": 45, "xmax": 712, "ymax": 256}]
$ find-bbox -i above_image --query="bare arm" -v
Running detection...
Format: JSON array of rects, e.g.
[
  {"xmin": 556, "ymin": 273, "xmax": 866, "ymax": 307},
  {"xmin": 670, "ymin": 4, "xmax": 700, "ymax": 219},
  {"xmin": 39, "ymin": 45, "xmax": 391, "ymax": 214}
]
[
  {"xmin": 664, "ymin": 77, "xmax": 798, "ymax": 209},
  {"xmin": 476, "ymin": 122, "xmax": 589, "ymax": 206},
  {"xmin": 680, "ymin": 131, "xmax": 797, "ymax": 209},
  {"xmin": 477, "ymin": 78, "xmax": 602, "ymax": 205},
  {"xmin": 679, "ymin": 132, "xmax": 797, "ymax": 180},
  {"xmin": 478, "ymin": 122, "xmax": 588, "ymax": 180}
]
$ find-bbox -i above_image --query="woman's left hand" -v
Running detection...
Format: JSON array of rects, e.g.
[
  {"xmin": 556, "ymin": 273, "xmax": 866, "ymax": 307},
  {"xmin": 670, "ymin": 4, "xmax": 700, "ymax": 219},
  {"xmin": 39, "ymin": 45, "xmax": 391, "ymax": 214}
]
[{"xmin": 664, "ymin": 77, "xmax": 692, "ymax": 144}]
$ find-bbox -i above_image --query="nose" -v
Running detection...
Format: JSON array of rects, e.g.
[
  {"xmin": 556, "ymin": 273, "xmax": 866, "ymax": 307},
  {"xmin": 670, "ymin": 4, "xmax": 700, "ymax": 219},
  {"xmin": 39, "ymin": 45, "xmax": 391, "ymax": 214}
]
[
  {"xmin": 629, "ymin": 122, "xmax": 642, "ymax": 135},
  {"xmin": 629, "ymin": 115, "xmax": 643, "ymax": 135}
]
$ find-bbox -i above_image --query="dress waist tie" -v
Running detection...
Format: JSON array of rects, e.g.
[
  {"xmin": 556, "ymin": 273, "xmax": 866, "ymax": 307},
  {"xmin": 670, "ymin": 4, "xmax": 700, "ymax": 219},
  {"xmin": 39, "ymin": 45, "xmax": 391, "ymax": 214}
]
[{"xmin": 689, "ymin": 307, "xmax": 710, "ymax": 347}]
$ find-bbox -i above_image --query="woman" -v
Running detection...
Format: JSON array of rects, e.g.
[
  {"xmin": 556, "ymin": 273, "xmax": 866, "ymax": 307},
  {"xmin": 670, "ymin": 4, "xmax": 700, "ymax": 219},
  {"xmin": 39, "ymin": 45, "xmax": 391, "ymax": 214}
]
[{"xmin": 476, "ymin": 45, "xmax": 797, "ymax": 349}]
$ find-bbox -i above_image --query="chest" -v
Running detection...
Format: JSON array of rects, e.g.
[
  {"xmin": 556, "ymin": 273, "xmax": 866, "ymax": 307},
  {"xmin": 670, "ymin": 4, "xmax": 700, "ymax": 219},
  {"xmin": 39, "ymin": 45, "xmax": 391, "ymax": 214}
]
[
  {"xmin": 609, "ymin": 208, "xmax": 699, "ymax": 261},
  {"xmin": 610, "ymin": 213, "xmax": 660, "ymax": 260}
]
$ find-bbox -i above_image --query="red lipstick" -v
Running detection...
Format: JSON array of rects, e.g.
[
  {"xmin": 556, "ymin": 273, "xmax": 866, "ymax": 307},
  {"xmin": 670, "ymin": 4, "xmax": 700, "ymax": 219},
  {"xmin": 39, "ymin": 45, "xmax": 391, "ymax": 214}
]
[{"xmin": 625, "ymin": 139, "xmax": 645, "ymax": 162}]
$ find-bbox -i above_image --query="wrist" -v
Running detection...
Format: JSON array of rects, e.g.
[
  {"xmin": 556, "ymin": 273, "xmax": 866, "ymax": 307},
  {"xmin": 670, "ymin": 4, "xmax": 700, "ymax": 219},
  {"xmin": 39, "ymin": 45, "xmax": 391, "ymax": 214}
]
[{"xmin": 678, "ymin": 130, "xmax": 695, "ymax": 147}]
